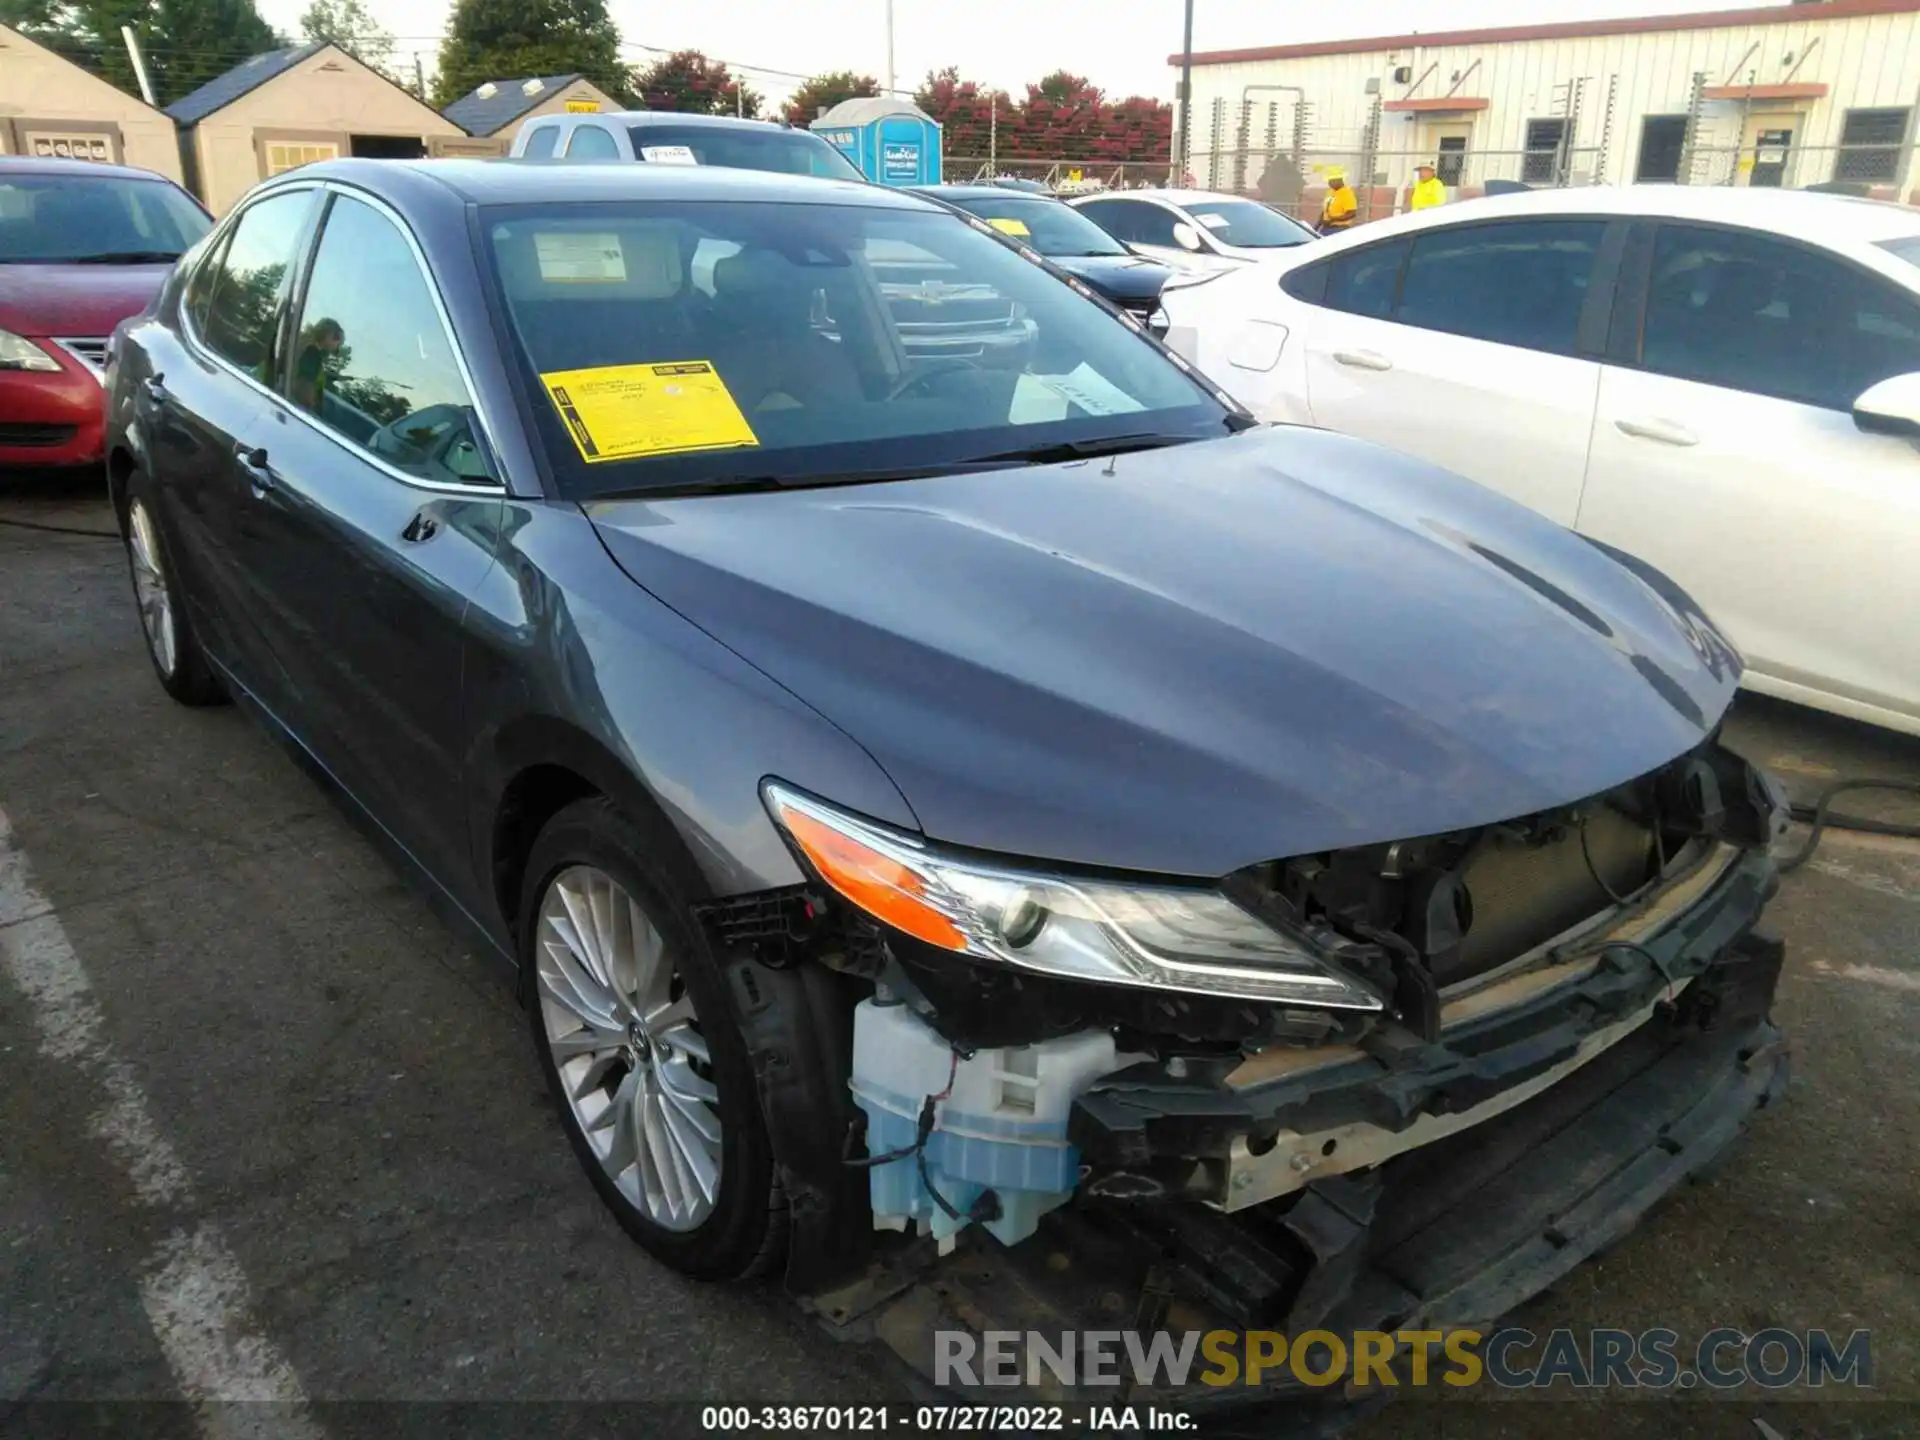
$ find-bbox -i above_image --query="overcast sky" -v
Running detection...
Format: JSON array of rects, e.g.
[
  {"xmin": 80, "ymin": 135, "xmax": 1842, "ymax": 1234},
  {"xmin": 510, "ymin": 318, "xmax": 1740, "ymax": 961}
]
[{"xmin": 256, "ymin": 0, "xmax": 1775, "ymax": 101}]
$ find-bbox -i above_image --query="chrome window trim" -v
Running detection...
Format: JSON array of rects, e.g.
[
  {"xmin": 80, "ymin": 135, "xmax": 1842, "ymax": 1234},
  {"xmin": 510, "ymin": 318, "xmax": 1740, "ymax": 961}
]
[{"xmin": 177, "ymin": 178, "xmax": 511, "ymax": 498}]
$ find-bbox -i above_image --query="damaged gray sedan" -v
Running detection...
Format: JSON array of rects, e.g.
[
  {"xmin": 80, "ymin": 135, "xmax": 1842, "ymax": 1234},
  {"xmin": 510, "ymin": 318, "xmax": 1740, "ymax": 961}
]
[{"xmin": 104, "ymin": 159, "xmax": 1789, "ymax": 1414}]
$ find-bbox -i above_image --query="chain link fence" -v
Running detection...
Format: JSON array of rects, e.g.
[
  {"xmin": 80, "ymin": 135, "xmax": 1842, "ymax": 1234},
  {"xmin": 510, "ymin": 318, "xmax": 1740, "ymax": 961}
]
[
  {"xmin": 943, "ymin": 156, "xmax": 1177, "ymax": 192},
  {"xmin": 1192, "ymin": 145, "xmax": 1612, "ymax": 223}
]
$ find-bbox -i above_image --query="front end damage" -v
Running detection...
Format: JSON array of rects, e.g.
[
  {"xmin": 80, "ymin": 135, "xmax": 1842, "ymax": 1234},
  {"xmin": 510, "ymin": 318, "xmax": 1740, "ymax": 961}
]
[{"xmin": 702, "ymin": 735, "xmax": 1790, "ymax": 1418}]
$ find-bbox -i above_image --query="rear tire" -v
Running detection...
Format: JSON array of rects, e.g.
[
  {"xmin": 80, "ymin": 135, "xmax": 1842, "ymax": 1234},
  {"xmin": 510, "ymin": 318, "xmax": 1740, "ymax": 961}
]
[
  {"xmin": 520, "ymin": 796, "xmax": 786, "ymax": 1280},
  {"xmin": 122, "ymin": 471, "xmax": 226, "ymax": 706}
]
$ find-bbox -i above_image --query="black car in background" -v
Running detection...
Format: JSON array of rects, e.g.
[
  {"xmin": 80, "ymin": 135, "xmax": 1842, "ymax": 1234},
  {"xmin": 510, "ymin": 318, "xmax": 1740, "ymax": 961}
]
[
  {"xmin": 909, "ymin": 183, "xmax": 1173, "ymax": 323},
  {"xmin": 102, "ymin": 158, "xmax": 1787, "ymax": 1414}
]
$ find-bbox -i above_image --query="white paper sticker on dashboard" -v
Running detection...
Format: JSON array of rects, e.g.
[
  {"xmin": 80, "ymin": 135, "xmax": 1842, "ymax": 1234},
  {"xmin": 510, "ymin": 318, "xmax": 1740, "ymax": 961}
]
[
  {"xmin": 1194, "ymin": 212, "xmax": 1232, "ymax": 230},
  {"xmin": 1036, "ymin": 364, "xmax": 1146, "ymax": 416},
  {"xmin": 534, "ymin": 232, "xmax": 626, "ymax": 283},
  {"xmin": 641, "ymin": 145, "xmax": 699, "ymax": 165}
]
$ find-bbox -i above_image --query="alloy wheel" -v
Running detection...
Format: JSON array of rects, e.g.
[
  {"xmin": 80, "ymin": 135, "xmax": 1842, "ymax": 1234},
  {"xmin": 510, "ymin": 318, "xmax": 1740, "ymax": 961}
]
[
  {"xmin": 127, "ymin": 499, "xmax": 176, "ymax": 677},
  {"xmin": 535, "ymin": 865, "xmax": 722, "ymax": 1231}
]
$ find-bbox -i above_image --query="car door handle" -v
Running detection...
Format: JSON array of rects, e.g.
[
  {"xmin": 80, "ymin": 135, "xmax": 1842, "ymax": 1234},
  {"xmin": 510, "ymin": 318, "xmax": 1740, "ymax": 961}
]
[
  {"xmin": 1614, "ymin": 417, "xmax": 1698, "ymax": 447},
  {"xmin": 140, "ymin": 375, "xmax": 168, "ymax": 405},
  {"xmin": 1333, "ymin": 349, "xmax": 1393, "ymax": 371},
  {"xmin": 400, "ymin": 510, "xmax": 440, "ymax": 544},
  {"xmin": 234, "ymin": 442, "xmax": 275, "ymax": 494}
]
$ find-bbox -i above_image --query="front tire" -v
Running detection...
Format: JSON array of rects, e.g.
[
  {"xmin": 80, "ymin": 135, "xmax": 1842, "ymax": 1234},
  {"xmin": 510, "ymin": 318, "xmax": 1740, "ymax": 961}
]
[
  {"xmin": 122, "ymin": 472, "xmax": 226, "ymax": 706},
  {"xmin": 521, "ymin": 797, "xmax": 786, "ymax": 1280}
]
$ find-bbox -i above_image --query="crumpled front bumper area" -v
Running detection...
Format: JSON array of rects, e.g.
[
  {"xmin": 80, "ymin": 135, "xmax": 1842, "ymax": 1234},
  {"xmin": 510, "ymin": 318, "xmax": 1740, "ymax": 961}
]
[{"xmin": 819, "ymin": 909, "xmax": 1788, "ymax": 1427}]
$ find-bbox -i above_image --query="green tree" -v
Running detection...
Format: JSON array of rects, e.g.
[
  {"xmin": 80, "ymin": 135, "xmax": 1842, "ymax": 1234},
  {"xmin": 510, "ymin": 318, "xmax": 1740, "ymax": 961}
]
[
  {"xmin": 0, "ymin": 0, "xmax": 283, "ymax": 104},
  {"xmin": 299, "ymin": 0, "xmax": 396, "ymax": 80},
  {"xmin": 434, "ymin": 0, "xmax": 630, "ymax": 108},
  {"xmin": 783, "ymin": 70, "xmax": 879, "ymax": 127},
  {"xmin": 633, "ymin": 49, "xmax": 762, "ymax": 117}
]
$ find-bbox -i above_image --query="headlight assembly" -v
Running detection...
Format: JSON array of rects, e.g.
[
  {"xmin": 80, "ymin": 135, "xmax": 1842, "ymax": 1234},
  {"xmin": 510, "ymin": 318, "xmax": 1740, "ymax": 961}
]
[
  {"xmin": 763, "ymin": 782, "xmax": 1384, "ymax": 1011},
  {"xmin": 0, "ymin": 330, "xmax": 61, "ymax": 373}
]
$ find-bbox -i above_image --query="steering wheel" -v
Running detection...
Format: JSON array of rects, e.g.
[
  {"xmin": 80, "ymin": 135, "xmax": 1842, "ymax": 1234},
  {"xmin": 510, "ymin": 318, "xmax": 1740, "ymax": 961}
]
[{"xmin": 883, "ymin": 358, "xmax": 983, "ymax": 403}]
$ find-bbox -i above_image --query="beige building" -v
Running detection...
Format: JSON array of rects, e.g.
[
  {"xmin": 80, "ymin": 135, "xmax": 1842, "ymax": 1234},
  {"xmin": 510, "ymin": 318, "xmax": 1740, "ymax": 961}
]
[
  {"xmin": 442, "ymin": 74, "xmax": 620, "ymax": 144},
  {"xmin": 0, "ymin": 23, "xmax": 185, "ymax": 182},
  {"xmin": 167, "ymin": 41, "xmax": 468, "ymax": 214},
  {"xmin": 1176, "ymin": 0, "xmax": 1920, "ymax": 213}
]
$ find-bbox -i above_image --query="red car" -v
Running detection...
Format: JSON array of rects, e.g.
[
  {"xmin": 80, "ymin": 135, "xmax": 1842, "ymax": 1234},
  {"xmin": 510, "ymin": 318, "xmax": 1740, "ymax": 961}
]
[{"xmin": 1, "ymin": 157, "xmax": 210, "ymax": 470}]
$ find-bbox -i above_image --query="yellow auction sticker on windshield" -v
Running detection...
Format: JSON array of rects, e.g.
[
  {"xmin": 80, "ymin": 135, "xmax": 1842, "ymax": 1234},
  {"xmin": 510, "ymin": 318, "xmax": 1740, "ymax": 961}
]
[
  {"xmin": 540, "ymin": 361, "xmax": 759, "ymax": 464},
  {"xmin": 988, "ymin": 217, "xmax": 1031, "ymax": 237}
]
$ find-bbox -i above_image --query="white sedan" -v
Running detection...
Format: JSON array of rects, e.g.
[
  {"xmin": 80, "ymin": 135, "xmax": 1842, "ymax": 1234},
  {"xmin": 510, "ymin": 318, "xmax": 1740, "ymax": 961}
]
[
  {"xmin": 1067, "ymin": 189, "xmax": 1317, "ymax": 274},
  {"xmin": 1161, "ymin": 185, "xmax": 1920, "ymax": 738}
]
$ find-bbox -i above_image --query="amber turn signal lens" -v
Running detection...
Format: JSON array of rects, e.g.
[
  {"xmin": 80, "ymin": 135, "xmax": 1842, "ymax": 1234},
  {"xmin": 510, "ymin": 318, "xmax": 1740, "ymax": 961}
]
[{"xmin": 777, "ymin": 805, "xmax": 968, "ymax": 952}]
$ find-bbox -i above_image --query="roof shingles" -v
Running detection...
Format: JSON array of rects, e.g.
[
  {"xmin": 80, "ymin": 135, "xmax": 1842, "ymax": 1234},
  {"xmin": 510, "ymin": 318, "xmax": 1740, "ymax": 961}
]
[
  {"xmin": 165, "ymin": 42, "xmax": 326, "ymax": 124},
  {"xmin": 441, "ymin": 75, "xmax": 585, "ymax": 136}
]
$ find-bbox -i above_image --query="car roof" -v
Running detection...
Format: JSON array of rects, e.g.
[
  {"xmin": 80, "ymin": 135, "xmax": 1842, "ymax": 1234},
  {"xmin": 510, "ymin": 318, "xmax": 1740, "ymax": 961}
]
[
  {"xmin": 284, "ymin": 156, "xmax": 932, "ymax": 211},
  {"xmin": 1082, "ymin": 189, "xmax": 1244, "ymax": 207},
  {"xmin": 1331, "ymin": 183, "xmax": 1920, "ymax": 251},
  {"xmin": 0, "ymin": 156, "xmax": 184, "ymax": 184},
  {"xmin": 534, "ymin": 110, "xmax": 812, "ymax": 135},
  {"xmin": 908, "ymin": 184, "xmax": 1065, "ymax": 203}
]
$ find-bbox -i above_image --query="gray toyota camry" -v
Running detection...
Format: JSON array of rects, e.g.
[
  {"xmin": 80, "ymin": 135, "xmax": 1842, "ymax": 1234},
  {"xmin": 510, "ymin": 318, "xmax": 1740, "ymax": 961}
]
[{"xmin": 104, "ymin": 159, "xmax": 1788, "ymax": 1407}]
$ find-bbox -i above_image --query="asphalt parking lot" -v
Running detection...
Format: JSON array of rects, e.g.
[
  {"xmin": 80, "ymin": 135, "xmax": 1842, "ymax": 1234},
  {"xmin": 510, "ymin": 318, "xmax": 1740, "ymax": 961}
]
[{"xmin": 3, "ymin": 471, "xmax": 1916, "ymax": 1440}]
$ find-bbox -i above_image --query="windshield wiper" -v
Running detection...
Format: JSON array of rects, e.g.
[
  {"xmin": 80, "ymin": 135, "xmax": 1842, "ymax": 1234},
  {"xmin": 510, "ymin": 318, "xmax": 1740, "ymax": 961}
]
[
  {"xmin": 966, "ymin": 432, "xmax": 1201, "ymax": 466},
  {"xmin": 599, "ymin": 459, "xmax": 1021, "ymax": 500},
  {"xmin": 65, "ymin": 250, "xmax": 184, "ymax": 264}
]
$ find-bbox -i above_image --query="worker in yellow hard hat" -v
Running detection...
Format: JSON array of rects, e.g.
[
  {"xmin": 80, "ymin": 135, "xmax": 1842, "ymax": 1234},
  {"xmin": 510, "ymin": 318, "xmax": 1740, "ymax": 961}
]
[
  {"xmin": 1410, "ymin": 160, "xmax": 1448, "ymax": 211},
  {"xmin": 1319, "ymin": 167, "xmax": 1357, "ymax": 233}
]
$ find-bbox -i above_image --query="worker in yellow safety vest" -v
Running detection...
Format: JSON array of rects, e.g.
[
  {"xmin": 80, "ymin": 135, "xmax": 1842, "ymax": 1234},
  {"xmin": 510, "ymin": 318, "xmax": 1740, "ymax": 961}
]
[
  {"xmin": 1410, "ymin": 161, "xmax": 1448, "ymax": 211},
  {"xmin": 1319, "ymin": 168, "xmax": 1357, "ymax": 233}
]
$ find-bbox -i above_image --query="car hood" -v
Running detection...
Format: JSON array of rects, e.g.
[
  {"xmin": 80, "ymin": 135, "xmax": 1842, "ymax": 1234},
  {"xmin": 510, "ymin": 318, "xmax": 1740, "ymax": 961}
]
[
  {"xmin": 0, "ymin": 262, "xmax": 170, "ymax": 338},
  {"xmin": 587, "ymin": 426, "xmax": 1740, "ymax": 878},
  {"xmin": 1048, "ymin": 253, "xmax": 1172, "ymax": 303}
]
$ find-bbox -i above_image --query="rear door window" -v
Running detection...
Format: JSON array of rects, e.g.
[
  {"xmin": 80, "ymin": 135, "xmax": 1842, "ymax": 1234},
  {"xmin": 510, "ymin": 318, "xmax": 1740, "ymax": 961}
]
[
  {"xmin": 1324, "ymin": 238, "xmax": 1409, "ymax": 320},
  {"xmin": 1397, "ymin": 219, "xmax": 1605, "ymax": 355},
  {"xmin": 195, "ymin": 189, "xmax": 316, "ymax": 380},
  {"xmin": 521, "ymin": 125, "xmax": 560, "ymax": 159},
  {"xmin": 565, "ymin": 124, "xmax": 620, "ymax": 159}
]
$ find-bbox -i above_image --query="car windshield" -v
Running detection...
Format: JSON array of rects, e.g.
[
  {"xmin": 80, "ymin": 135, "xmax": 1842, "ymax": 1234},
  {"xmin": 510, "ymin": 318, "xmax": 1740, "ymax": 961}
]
[
  {"xmin": 0, "ymin": 173, "xmax": 209, "ymax": 263},
  {"xmin": 943, "ymin": 195, "xmax": 1128, "ymax": 258},
  {"xmin": 624, "ymin": 126, "xmax": 863, "ymax": 181},
  {"xmin": 483, "ymin": 198, "xmax": 1228, "ymax": 498},
  {"xmin": 1185, "ymin": 199, "xmax": 1313, "ymax": 249}
]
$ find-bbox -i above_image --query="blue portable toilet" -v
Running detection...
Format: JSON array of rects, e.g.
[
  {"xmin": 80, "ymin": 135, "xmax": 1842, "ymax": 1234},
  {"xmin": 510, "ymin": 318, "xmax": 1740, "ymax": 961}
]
[{"xmin": 812, "ymin": 96, "xmax": 942, "ymax": 186}]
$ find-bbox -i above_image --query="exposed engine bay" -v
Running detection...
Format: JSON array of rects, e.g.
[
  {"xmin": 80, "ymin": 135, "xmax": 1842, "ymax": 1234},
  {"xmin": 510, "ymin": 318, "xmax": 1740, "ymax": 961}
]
[{"xmin": 699, "ymin": 733, "xmax": 1789, "ymax": 1406}]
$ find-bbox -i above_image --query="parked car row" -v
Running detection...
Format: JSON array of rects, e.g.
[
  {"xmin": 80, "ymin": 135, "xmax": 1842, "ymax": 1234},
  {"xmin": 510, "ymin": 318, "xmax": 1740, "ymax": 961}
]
[{"xmin": 91, "ymin": 149, "xmax": 1791, "ymax": 1416}]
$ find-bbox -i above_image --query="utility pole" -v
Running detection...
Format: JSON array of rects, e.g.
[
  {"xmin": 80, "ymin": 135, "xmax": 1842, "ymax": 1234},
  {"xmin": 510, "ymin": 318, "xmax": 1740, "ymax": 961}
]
[
  {"xmin": 885, "ymin": 0, "xmax": 896, "ymax": 95},
  {"xmin": 1179, "ymin": 0, "xmax": 1195, "ymax": 180},
  {"xmin": 120, "ymin": 26, "xmax": 157, "ymax": 107},
  {"xmin": 413, "ymin": 53, "xmax": 427, "ymax": 100}
]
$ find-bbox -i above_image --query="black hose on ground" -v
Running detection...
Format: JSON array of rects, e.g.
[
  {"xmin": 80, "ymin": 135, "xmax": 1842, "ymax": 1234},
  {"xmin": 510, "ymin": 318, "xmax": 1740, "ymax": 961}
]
[{"xmin": 1778, "ymin": 778, "xmax": 1920, "ymax": 872}]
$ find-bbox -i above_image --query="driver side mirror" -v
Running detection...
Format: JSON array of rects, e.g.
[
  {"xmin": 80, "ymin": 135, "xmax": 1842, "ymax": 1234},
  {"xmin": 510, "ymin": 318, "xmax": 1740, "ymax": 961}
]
[
  {"xmin": 1852, "ymin": 372, "xmax": 1920, "ymax": 437},
  {"xmin": 1170, "ymin": 222, "xmax": 1204, "ymax": 253}
]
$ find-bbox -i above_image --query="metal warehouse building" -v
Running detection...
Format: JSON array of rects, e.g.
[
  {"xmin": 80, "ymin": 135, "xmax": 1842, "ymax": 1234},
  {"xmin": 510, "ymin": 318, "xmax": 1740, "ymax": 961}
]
[{"xmin": 1173, "ymin": 0, "xmax": 1920, "ymax": 221}]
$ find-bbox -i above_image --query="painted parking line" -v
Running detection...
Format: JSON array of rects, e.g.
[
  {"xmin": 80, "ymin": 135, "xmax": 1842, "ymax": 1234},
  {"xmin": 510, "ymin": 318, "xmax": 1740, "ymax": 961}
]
[{"xmin": 0, "ymin": 806, "xmax": 324, "ymax": 1437}]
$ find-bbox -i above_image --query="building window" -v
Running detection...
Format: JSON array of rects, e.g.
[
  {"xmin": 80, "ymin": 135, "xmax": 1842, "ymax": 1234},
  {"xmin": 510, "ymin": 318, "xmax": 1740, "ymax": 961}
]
[
  {"xmin": 1636, "ymin": 115, "xmax": 1688, "ymax": 183},
  {"xmin": 27, "ymin": 133, "xmax": 114, "ymax": 162},
  {"xmin": 1436, "ymin": 135, "xmax": 1467, "ymax": 186},
  {"xmin": 1522, "ymin": 118, "xmax": 1566, "ymax": 184},
  {"xmin": 264, "ymin": 141, "xmax": 339, "ymax": 176},
  {"xmin": 1836, "ymin": 108, "xmax": 1909, "ymax": 183}
]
